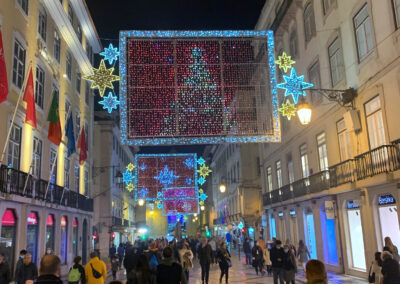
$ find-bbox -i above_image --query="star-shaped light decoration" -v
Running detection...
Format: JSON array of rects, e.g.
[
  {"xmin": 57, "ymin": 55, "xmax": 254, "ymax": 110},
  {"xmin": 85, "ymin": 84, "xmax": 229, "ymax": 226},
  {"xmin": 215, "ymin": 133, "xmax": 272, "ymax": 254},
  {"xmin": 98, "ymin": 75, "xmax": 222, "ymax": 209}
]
[
  {"xmin": 122, "ymin": 170, "xmax": 134, "ymax": 184},
  {"xmin": 184, "ymin": 158, "xmax": 195, "ymax": 168},
  {"xmin": 154, "ymin": 165, "xmax": 179, "ymax": 187},
  {"xmin": 138, "ymin": 187, "xmax": 149, "ymax": 198},
  {"xmin": 277, "ymin": 68, "xmax": 314, "ymax": 104},
  {"xmin": 83, "ymin": 59, "xmax": 120, "ymax": 97},
  {"xmin": 199, "ymin": 200, "xmax": 204, "ymax": 206},
  {"xmin": 100, "ymin": 43, "xmax": 120, "ymax": 65},
  {"xmin": 275, "ymin": 51, "xmax": 295, "ymax": 73},
  {"xmin": 126, "ymin": 183, "xmax": 135, "ymax": 192},
  {"xmin": 186, "ymin": 178, "xmax": 193, "ymax": 185},
  {"xmin": 157, "ymin": 203, "xmax": 163, "ymax": 209},
  {"xmin": 199, "ymin": 189, "xmax": 204, "ymax": 194},
  {"xmin": 99, "ymin": 92, "xmax": 120, "ymax": 113},
  {"xmin": 199, "ymin": 193, "xmax": 208, "ymax": 201},
  {"xmin": 197, "ymin": 164, "xmax": 212, "ymax": 178},
  {"xmin": 139, "ymin": 163, "xmax": 147, "ymax": 171},
  {"xmin": 182, "ymin": 202, "xmax": 192, "ymax": 212},
  {"xmin": 157, "ymin": 191, "xmax": 163, "ymax": 198},
  {"xmin": 278, "ymin": 100, "xmax": 297, "ymax": 120},
  {"xmin": 198, "ymin": 177, "xmax": 206, "ymax": 185},
  {"xmin": 126, "ymin": 163, "xmax": 135, "ymax": 172},
  {"xmin": 197, "ymin": 157, "xmax": 206, "ymax": 166}
]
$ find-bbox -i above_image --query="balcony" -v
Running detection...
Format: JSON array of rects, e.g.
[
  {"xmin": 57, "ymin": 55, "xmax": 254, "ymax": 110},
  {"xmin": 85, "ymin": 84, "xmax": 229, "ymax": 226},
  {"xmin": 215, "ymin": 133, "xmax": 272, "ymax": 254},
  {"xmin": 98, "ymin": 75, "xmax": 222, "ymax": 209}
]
[
  {"xmin": 263, "ymin": 144, "xmax": 400, "ymax": 207},
  {"xmin": 0, "ymin": 165, "xmax": 93, "ymax": 212}
]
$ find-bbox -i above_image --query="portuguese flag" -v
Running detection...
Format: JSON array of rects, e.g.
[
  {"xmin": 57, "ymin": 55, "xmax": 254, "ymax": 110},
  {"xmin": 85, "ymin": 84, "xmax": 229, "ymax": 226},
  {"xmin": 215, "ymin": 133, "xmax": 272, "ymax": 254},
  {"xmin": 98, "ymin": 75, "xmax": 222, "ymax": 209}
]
[{"xmin": 47, "ymin": 90, "xmax": 62, "ymax": 145}]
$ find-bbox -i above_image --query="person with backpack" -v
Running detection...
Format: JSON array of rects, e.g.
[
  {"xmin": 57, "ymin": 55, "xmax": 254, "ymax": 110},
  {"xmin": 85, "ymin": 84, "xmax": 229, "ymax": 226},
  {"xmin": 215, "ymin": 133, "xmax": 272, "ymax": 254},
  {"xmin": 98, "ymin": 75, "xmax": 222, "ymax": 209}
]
[
  {"xmin": 156, "ymin": 247, "xmax": 186, "ymax": 284},
  {"xmin": 111, "ymin": 255, "xmax": 119, "ymax": 280},
  {"xmin": 84, "ymin": 252, "xmax": 106, "ymax": 284},
  {"xmin": 146, "ymin": 241, "xmax": 162, "ymax": 274},
  {"xmin": 68, "ymin": 256, "xmax": 85, "ymax": 284},
  {"xmin": 179, "ymin": 242, "xmax": 193, "ymax": 283}
]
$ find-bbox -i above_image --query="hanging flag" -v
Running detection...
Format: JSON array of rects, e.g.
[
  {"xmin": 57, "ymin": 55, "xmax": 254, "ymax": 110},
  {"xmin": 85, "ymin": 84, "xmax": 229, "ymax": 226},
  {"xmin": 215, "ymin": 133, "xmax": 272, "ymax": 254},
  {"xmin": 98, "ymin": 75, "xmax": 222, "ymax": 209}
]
[
  {"xmin": 65, "ymin": 113, "xmax": 76, "ymax": 157},
  {"xmin": 0, "ymin": 30, "xmax": 8, "ymax": 104},
  {"xmin": 77, "ymin": 127, "xmax": 87, "ymax": 165},
  {"xmin": 47, "ymin": 90, "xmax": 62, "ymax": 145},
  {"xmin": 23, "ymin": 67, "xmax": 37, "ymax": 128}
]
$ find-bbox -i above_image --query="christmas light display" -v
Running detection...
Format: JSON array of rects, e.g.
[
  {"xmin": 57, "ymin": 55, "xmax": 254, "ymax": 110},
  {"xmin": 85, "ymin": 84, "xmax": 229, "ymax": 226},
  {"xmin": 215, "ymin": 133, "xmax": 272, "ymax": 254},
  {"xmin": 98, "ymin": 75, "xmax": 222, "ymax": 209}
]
[
  {"xmin": 100, "ymin": 43, "xmax": 120, "ymax": 65},
  {"xmin": 127, "ymin": 163, "xmax": 135, "ymax": 172},
  {"xmin": 278, "ymin": 100, "xmax": 297, "ymax": 120},
  {"xmin": 98, "ymin": 92, "xmax": 120, "ymax": 113},
  {"xmin": 275, "ymin": 52, "xmax": 295, "ymax": 73},
  {"xmin": 197, "ymin": 164, "xmax": 212, "ymax": 178},
  {"xmin": 126, "ymin": 183, "xmax": 134, "ymax": 192},
  {"xmin": 122, "ymin": 169, "xmax": 134, "ymax": 184},
  {"xmin": 277, "ymin": 68, "xmax": 313, "ymax": 104},
  {"xmin": 119, "ymin": 30, "xmax": 281, "ymax": 146},
  {"xmin": 154, "ymin": 165, "xmax": 180, "ymax": 187},
  {"xmin": 197, "ymin": 157, "xmax": 205, "ymax": 166},
  {"xmin": 83, "ymin": 59, "xmax": 120, "ymax": 97}
]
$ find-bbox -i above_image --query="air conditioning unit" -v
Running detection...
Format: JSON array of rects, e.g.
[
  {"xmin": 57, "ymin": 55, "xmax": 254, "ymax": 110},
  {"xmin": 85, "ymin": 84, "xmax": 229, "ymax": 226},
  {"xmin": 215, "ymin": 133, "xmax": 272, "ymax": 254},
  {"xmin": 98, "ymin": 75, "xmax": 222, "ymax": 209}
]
[{"xmin": 343, "ymin": 109, "xmax": 361, "ymax": 132}]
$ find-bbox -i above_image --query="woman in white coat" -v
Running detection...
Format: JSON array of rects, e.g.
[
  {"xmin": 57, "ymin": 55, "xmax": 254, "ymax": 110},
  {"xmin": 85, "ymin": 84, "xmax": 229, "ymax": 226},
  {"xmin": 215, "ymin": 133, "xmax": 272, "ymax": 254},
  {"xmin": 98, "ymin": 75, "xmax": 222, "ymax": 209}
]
[
  {"xmin": 263, "ymin": 242, "xmax": 272, "ymax": 276},
  {"xmin": 179, "ymin": 242, "xmax": 194, "ymax": 283}
]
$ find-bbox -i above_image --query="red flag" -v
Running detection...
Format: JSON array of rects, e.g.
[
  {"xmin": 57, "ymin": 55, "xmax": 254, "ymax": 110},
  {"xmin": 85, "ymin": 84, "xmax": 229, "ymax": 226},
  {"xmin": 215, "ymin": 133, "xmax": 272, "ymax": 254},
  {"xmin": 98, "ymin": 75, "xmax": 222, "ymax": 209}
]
[
  {"xmin": 23, "ymin": 67, "xmax": 37, "ymax": 128},
  {"xmin": 0, "ymin": 30, "xmax": 8, "ymax": 104},
  {"xmin": 77, "ymin": 127, "xmax": 87, "ymax": 165}
]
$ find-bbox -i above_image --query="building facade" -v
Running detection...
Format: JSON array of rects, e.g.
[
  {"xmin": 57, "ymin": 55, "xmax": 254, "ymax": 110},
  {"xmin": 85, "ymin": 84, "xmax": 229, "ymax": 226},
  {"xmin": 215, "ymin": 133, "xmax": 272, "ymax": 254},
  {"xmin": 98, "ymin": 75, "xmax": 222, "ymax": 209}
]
[
  {"xmin": 0, "ymin": 0, "xmax": 100, "ymax": 275},
  {"xmin": 257, "ymin": 0, "xmax": 400, "ymax": 278},
  {"xmin": 209, "ymin": 143, "xmax": 262, "ymax": 240}
]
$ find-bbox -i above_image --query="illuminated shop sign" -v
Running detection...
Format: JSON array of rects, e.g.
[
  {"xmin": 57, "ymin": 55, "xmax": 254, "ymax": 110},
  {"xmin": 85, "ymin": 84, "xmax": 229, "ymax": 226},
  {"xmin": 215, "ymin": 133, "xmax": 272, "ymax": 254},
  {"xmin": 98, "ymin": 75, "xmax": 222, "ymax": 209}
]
[
  {"xmin": 289, "ymin": 210, "xmax": 296, "ymax": 216},
  {"xmin": 347, "ymin": 200, "xmax": 360, "ymax": 209},
  {"xmin": 278, "ymin": 212, "xmax": 284, "ymax": 217},
  {"xmin": 378, "ymin": 194, "xmax": 396, "ymax": 206}
]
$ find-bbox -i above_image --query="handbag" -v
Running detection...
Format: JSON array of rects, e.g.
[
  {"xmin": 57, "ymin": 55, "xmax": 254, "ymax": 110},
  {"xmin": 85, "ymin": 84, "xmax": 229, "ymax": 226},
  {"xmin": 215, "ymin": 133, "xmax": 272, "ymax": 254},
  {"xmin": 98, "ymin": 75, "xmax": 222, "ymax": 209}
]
[
  {"xmin": 90, "ymin": 263, "xmax": 103, "ymax": 279},
  {"xmin": 368, "ymin": 262, "xmax": 375, "ymax": 283},
  {"xmin": 227, "ymin": 258, "xmax": 232, "ymax": 267}
]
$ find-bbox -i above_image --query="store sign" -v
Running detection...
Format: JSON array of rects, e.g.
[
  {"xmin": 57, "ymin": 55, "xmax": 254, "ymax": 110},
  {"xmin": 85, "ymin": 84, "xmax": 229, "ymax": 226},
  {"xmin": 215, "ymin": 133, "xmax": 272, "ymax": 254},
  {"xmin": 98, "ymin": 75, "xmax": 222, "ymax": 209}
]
[
  {"xmin": 347, "ymin": 200, "xmax": 360, "ymax": 209},
  {"xmin": 278, "ymin": 212, "xmax": 284, "ymax": 217},
  {"xmin": 289, "ymin": 210, "xmax": 296, "ymax": 216},
  {"xmin": 325, "ymin": 201, "xmax": 335, "ymax": 219},
  {"xmin": 378, "ymin": 194, "xmax": 396, "ymax": 206}
]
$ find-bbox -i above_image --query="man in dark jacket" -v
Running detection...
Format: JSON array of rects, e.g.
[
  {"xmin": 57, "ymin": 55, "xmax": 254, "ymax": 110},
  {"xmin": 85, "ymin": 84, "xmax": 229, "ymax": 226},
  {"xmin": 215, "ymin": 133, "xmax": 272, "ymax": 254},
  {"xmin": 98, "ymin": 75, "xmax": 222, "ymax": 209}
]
[
  {"xmin": 15, "ymin": 253, "xmax": 37, "ymax": 284},
  {"xmin": 14, "ymin": 250, "xmax": 27, "ymax": 282},
  {"xmin": 243, "ymin": 238, "xmax": 252, "ymax": 265},
  {"xmin": 381, "ymin": 251, "xmax": 400, "ymax": 284},
  {"xmin": 198, "ymin": 238, "xmax": 212, "ymax": 284},
  {"xmin": 117, "ymin": 244, "xmax": 125, "ymax": 267},
  {"xmin": 36, "ymin": 254, "xmax": 63, "ymax": 284},
  {"xmin": 270, "ymin": 240, "xmax": 285, "ymax": 284},
  {"xmin": 123, "ymin": 245, "xmax": 139, "ymax": 275},
  {"xmin": 0, "ymin": 253, "xmax": 11, "ymax": 284},
  {"xmin": 156, "ymin": 247, "xmax": 187, "ymax": 284},
  {"xmin": 252, "ymin": 241, "xmax": 264, "ymax": 275},
  {"xmin": 109, "ymin": 244, "xmax": 116, "ymax": 261}
]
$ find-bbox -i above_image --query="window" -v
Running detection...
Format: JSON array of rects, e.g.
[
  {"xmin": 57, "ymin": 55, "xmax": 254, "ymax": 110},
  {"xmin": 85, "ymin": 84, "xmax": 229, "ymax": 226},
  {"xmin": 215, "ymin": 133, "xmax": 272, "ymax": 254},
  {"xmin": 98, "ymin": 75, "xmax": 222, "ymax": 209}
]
[
  {"xmin": 394, "ymin": 0, "xmax": 400, "ymax": 28},
  {"xmin": 308, "ymin": 61, "xmax": 321, "ymax": 104},
  {"xmin": 365, "ymin": 96, "xmax": 386, "ymax": 149},
  {"xmin": 84, "ymin": 169, "xmax": 89, "ymax": 196},
  {"xmin": 74, "ymin": 162, "xmax": 80, "ymax": 192},
  {"xmin": 266, "ymin": 167, "xmax": 273, "ymax": 192},
  {"xmin": 49, "ymin": 149, "xmax": 57, "ymax": 185},
  {"xmin": 287, "ymin": 156, "xmax": 294, "ymax": 183},
  {"xmin": 38, "ymin": 4, "xmax": 47, "ymax": 42},
  {"xmin": 53, "ymin": 31, "xmax": 61, "ymax": 63},
  {"xmin": 17, "ymin": 0, "xmax": 29, "ymax": 15},
  {"xmin": 12, "ymin": 40, "xmax": 26, "ymax": 89},
  {"xmin": 68, "ymin": 3, "xmax": 73, "ymax": 24},
  {"xmin": 337, "ymin": 119, "xmax": 352, "ymax": 161},
  {"xmin": 60, "ymin": 217, "xmax": 68, "ymax": 263},
  {"xmin": 276, "ymin": 161, "xmax": 282, "ymax": 188},
  {"xmin": 86, "ymin": 42, "xmax": 93, "ymax": 64},
  {"xmin": 66, "ymin": 52, "xmax": 72, "ymax": 80},
  {"xmin": 64, "ymin": 157, "xmax": 70, "ymax": 188},
  {"xmin": 323, "ymin": 0, "xmax": 335, "ymax": 15},
  {"xmin": 84, "ymin": 122, "xmax": 88, "ymax": 149},
  {"xmin": 32, "ymin": 137, "xmax": 42, "ymax": 178},
  {"xmin": 65, "ymin": 99, "xmax": 71, "ymax": 121},
  {"xmin": 317, "ymin": 132, "xmax": 329, "ymax": 171},
  {"xmin": 289, "ymin": 30, "xmax": 298, "ymax": 58},
  {"xmin": 35, "ymin": 66, "xmax": 45, "ymax": 109},
  {"xmin": 72, "ymin": 219, "xmax": 78, "ymax": 257},
  {"xmin": 354, "ymin": 5, "xmax": 374, "ymax": 61},
  {"xmin": 26, "ymin": 212, "xmax": 39, "ymax": 263},
  {"xmin": 76, "ymin": 72, "xmax": 81, "ymax": 93},
  {"xmin": 328, "ymin": 37, "xmax": 344, "ymax": 86},
  {"xmin": 304, "ymin": 3, "xmax": 316, "ymax": 42},
  {"xmin": 46, "ymin": 214, "xmax": 55, "ymax": 251},
  {"xmin": 85, "ymin": 82, "xmax": 90, "ymax": 105},
  {"xmin": 77, "ymin": 25, "xmax": 83, "ymax": 43},
  {"xmin": 7, "ymin": 124, "xmax": 22, "ymax": 170},
  {"xmin": 300, "ymin": 144, "xmax": 309, "ymax": 178}
]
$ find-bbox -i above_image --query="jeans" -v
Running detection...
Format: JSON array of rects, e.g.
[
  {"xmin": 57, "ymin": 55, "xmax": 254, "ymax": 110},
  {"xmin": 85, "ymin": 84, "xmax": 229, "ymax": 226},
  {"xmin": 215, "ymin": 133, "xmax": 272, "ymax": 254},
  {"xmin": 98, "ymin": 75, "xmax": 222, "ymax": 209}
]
[
  {"xmin": 201, "ymin": 262, "xmax": 210, "ymax": 283},
  {"xmin": 272, "ymin": 267, "xmax": 284, "ymax": 284},
  {"xmin": 245, "ymin": 253, "xmax": 252, "ymax": 265},
  {"xmin": 220, "ymin": 266, "xmax": 229, "ymax": 283}
]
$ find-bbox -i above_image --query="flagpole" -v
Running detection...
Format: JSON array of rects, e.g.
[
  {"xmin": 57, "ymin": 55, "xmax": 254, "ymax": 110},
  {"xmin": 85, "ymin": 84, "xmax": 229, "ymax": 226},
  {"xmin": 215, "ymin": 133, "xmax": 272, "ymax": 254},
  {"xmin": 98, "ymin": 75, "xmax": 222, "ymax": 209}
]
[
  {"xmin": 22, "ymin": 128, "xmax": 37, "ymax": 196},
  {"xmin": 58, "ymin": 108, "xmax": 73, "ymax": 205},
  {"xmin": 0, "ymin": 61, "xmax": 32, "ymax": 167},
  {"xmin": 44, "ymin": 150, "xmax": 59, "ymax": 201}
]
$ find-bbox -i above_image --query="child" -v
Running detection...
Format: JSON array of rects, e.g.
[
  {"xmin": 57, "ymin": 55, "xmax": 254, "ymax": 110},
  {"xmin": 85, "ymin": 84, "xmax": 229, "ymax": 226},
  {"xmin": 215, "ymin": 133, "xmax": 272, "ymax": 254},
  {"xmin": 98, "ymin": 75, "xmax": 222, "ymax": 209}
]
[{"xmin": 111, "ymin": 254, "xmax": 119, "ymax": 280}]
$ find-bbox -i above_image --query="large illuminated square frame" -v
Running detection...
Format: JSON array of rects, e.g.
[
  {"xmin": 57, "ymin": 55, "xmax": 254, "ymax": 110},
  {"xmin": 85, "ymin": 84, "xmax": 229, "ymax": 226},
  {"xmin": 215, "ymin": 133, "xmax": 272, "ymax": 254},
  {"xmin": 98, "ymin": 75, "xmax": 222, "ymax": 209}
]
[{"xmin": 119, "ymin": 30, "xmax": 280, "ymax": 146}]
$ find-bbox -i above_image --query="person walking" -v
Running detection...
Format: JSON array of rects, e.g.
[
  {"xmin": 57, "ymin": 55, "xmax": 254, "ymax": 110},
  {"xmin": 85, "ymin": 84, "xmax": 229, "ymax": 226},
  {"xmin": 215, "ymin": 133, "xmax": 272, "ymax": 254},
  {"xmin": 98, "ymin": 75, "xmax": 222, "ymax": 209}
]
[
  {"xmin": 179, "ymin": 242, "xmax": 193, "ymax": 283},
  {"xmin": 109, "ymin": 245, "xmax": 117, "ymax": 262},
  {"xmin": 14, "ymin": 250, "xmax": 27, "ymax": 283},
  {"xmin": 368, "ymin": 252, "xmax": 383, "ymax": 284},
  {"xmin": 258, "ymin": 237, "xmax": 265, "ymax": 252},
  {"xmin": 68, "ymin": 256, "xmax": 85, "ymax": 284},
  {"xmin": 305, "ymin": 259, "xmax": 327, "ymax": 284},
  {"xmin": 252, "ymin": 241, "xmax": 264, "ymax": 276},
  {"xmin": 198, "ymin": 238, "xmax": 212, "ymax": 284},
  {"xmin": 124, "ymin": 246, "xmax": 139, "ymax": 276},
  {"xmin": 0, "ymin": 253, "xmax": 11, "ymax": 284},
  {"xmin": 85, "ymin": 251, "xmax": 107, "ymax": 284},
  {"xmin": 16, "ymin": 253, "xmax": 37, "ymax": 284},
  {"xmin": 383, "ymin": 236, "xmax": 399, "ymax": 262},
  {"xmin": 283, "ymin": 244, "xmax": 297, "ymax": 284},
  {"xmin": 111, "ymin": 254, "xmax": 119, "ymax": 280},
  {"xmin": 263, "ymin": 243, "xmax": 272, "ymax": 276},
  {"xmin": 208, "ymin": 238, "xmax": 216, "ymax": 264},
  {"xmin": 156, "ymin": 247, "xmax": 187, "ymax": 284},
  {"xmin": 297, "ymin": 240, "xmax": 310, "ymax": 271},
  {"xmin": 127, "ymin": 254, "xmax": 156, "ymax": 284},
  {"xmin": 118, "ymin": 244, "xmax": 125, "ymax": 267},
  {"xmin": 270, "ymin": 240, "xmax": 285, "ymax": 284},
  {"xmin": 243, "ymin": 238, "xmax": 252, "ymax": 265},
  {"xmin": 381, "ymin": 251, "xmax": 400, "ymax": 284},
  {"xmin": 146, "ymin": 240, "xmax": 162, "ymax": 273},
  {"xmin": 36, "ymin": 255, "xmax": 63, "ymax": 284},
  {"xmin": 216, "ymin": 242, "xmax": 231, "ymax": 284}
]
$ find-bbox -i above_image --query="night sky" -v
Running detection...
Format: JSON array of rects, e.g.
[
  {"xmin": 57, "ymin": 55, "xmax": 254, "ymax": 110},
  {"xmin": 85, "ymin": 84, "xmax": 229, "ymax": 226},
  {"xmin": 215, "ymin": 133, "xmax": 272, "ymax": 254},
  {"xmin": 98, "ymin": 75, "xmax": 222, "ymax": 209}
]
[{"xmin": 86, "ymin": 0, "xmax": 266, "ymax": 155}]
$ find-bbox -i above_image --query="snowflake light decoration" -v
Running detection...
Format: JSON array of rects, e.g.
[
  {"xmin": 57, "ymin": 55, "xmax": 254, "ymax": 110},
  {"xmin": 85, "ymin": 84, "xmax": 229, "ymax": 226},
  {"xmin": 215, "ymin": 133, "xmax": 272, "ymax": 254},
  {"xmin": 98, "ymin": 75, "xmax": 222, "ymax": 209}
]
[
  {"xmin": 197, "ymin": 157, "xmax": 206, "ymax": 166},
  {"xmin": 126, "ymin": 183, "xmax": 135, "ymax": 192},
  {"xmin": 198, "ymin": 177, "xmax": 206, "ymax": 185},
  {"xmin": 182, "ymin": 202, "xmax": 192, "ymax": 211},
  {"xmin": 157, "ymin": 192, "xmax": 164, "ymax": 198},
  {"xmin": 126, "ymin": 163, "xmax": 135, "ymax": 172},
  {"xmin": 186, "ymin": 178, "xmax": 193, "ymax": 185},
  {"xmin": 277, "ymin": 68, "xmax": 313, "ymax": 104},
  {"xmin": 122, "ymin": 170, "xmax": 134, "ymax": 184},
  {"xmin": 99, "ymin": 92, "xmax": 120, "ymax": 113},
  {"xmin": 83, "ymin": 59, "xmax": 120, "ymax": 97},
  {"xmin": 199, "ymin": 193, "xmax": 208, "ymax": 201},
  {"xmin": 157, "ymin": 202, "xmax": 163, "ymax": 209},
  {"xmin": 275, "ymin": 51, "xmax": 295, "ymax": 73},
  {"xmin": 139, "ymin": 163, "xmax": 147, "ymax": 171},
  {"xmin": 197, "ymin": 164, "xmax": 212, "ymax": 178},
  {"xmin": 184, "ymin": 158, "xmax": 195, "ymax": 168},
  {"xmin": 138, "ymin": 187, "xmax": 149, "ymax": 198},
  {"xmin": 154, "ymin": 165, "xmax": 179, "ymax": 187},
  {"xmin": 100, "ymin": 43, "xmax": 120, "ymax": 65},
  {"xmin": 278, "ymin": 100, "xmax": 297, "ymax": 120}
]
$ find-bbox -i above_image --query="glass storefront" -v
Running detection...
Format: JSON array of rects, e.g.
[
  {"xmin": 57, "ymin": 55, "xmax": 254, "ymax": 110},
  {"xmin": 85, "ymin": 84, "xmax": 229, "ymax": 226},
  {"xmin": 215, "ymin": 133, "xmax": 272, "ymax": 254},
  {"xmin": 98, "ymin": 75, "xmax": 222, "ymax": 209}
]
[
  {"xmin": 60, "ymin": 216, "xmax": 68, "ymax": 263},
  {"xmin": 346, "ymin": 201, "xmax": 366, "ymax": 270},
  {"xmin": 73, "ymin": 218, "xmax": 78, "ymax": 257},
  {"xmin": 320, "ymin": 210, "xmax": 338, "ymax": 265},
  {"xmin": 0, "ymin": 209, "xmax": 17, "ymax": 272},
  {"xmin": 26, "ymin": 212, "xmax": 39, "ymax": 263},
  {"xmin": 377, "ymin": 194, "xmax": 400, "ymax": 249},
  {"xmin": 269, "ymin": 215, "xmax": 276, "ymax": 239},
  {"xmin": 304, "ymin": 209, "xmax": 317, "ymax": 259},
  {"xmin": 46, "ymin": 214, "xmax": 55, "ymax": 251}
]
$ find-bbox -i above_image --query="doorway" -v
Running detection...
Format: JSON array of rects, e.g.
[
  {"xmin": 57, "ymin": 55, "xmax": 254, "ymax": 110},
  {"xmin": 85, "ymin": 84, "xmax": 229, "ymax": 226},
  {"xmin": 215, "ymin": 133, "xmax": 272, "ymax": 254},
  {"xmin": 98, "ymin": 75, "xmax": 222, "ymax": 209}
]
[
  {"xmin": 82, "ymin": 219, "xmax": 87, "ymax": 264},
  {"xmin": 377, "ymin": 194, "xmax": 400, "ymax": 249},
  {"xmin": 346, "ymin": 202, "xmax": 366, "ymax": 270},
  {"xmin": 304, "ymin": 209, "xmax": 317, "ymax": 259}
]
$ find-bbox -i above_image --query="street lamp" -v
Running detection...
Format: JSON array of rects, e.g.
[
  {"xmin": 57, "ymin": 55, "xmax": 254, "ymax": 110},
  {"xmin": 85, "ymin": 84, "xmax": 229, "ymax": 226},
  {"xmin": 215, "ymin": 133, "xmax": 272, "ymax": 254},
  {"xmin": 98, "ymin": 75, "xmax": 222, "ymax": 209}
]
[
  {"xmin": 219, "ymin": 183, "xmax": 226, "ymax": 193},
  {"xmin": 297, "ymin": 102, "xmax": 312, "ymax": 125},
  {"xmin": 200, "ymin": 205, "xmax": 205, "ymax": 211},
  {"xmin": 138, "ymin": 199, "xmax": 145, "ymax": 206}
]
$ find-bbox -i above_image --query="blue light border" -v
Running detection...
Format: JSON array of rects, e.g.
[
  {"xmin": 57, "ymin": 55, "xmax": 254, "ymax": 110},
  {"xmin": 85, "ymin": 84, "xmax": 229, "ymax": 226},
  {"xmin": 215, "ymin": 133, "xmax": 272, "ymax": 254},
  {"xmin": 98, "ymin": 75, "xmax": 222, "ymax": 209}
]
[{"xmin": 119, "ymin": 30, "xmax": 281, "ymax": 146}]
